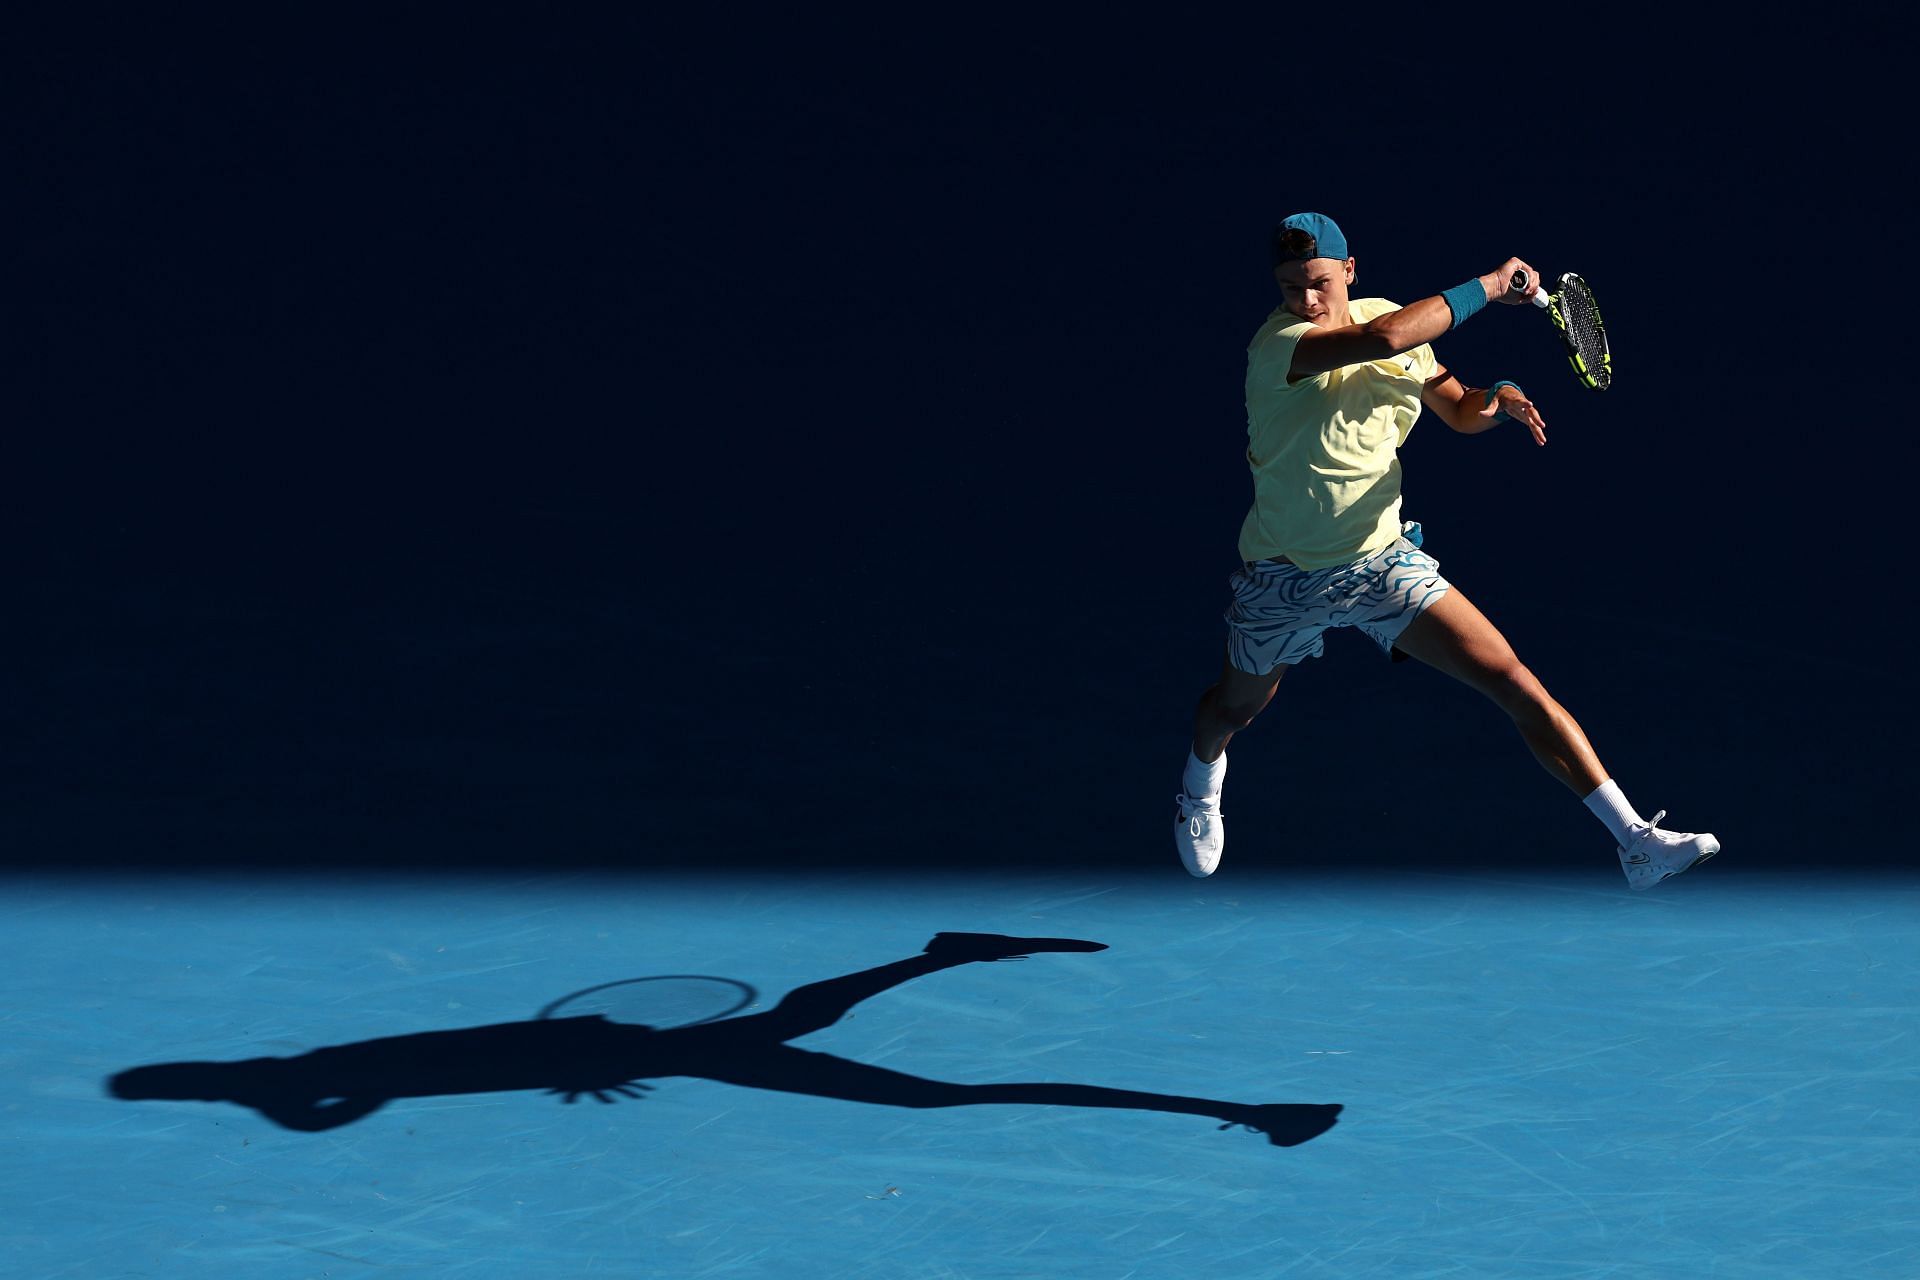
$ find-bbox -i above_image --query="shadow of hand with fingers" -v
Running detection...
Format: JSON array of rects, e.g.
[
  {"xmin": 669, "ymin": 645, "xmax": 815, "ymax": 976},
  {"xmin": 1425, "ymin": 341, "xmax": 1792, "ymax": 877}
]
[{"xmin": 108, "ymin": 932, "xmax": 1342, "ymax": 1147}]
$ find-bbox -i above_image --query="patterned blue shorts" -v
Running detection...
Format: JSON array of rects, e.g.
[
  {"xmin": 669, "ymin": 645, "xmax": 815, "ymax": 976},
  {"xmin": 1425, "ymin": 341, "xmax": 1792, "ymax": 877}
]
[{"xmin": 1224, "ymin": 523, "xmax": 1451, "ymax": 675}]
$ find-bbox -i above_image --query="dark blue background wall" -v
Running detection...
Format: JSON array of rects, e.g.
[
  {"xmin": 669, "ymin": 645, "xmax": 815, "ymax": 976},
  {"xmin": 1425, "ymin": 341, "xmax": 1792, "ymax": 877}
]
[{"xmin": 10, "ymin": 14, "xmax": 1912, "ymax": 873}]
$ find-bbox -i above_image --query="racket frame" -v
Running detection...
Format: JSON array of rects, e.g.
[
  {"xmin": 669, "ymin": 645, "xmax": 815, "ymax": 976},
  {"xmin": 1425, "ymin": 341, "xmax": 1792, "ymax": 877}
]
[{"xmin": 1512, "ymin": 268, "xmax": 1611, "ymax": 391}]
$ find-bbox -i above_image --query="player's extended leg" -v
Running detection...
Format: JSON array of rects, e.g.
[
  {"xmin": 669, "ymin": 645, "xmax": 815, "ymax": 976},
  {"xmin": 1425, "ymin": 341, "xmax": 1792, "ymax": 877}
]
[
  {"xmin": 698, "ymin": 1044, "xmax": 1342, "ymax": 1148},
  {"xmin": 1390, "ymin": 588, "xmax": 1606, "ymax": 794},
  {"xmin": 1391, "ymin": 587, "xmax": 1720, "ymax": 886}
]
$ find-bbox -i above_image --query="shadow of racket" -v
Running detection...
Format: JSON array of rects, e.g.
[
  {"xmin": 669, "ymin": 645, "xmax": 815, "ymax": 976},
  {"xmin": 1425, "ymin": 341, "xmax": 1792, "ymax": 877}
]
[{"xmin": 536, "ymin": 975, "xmax": 759, "ymax": 1028}]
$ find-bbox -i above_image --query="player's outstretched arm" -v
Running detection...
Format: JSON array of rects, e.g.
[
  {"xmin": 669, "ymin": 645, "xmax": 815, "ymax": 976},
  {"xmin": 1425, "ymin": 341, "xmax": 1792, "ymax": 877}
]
[{"xmin": 1288, "ymin": 257, "xmax": 1540, "ymax": 379}]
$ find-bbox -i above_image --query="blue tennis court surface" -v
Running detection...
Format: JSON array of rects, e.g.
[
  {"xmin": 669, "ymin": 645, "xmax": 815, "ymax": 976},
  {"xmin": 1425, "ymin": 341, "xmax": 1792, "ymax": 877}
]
[{"xmin": 11, "ymin": 867, "xmax": 1915, "ymax": 1277}]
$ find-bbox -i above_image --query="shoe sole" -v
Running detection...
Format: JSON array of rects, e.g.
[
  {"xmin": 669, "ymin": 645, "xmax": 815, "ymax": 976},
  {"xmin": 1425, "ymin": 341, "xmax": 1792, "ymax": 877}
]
[
  {"xmin": 1625, "ymin": 837, "xmax": 1721, "ymax": 890},
  {"xmin": 1658, "ymin": 839, "xmax": 1722, "ymax": 886}
]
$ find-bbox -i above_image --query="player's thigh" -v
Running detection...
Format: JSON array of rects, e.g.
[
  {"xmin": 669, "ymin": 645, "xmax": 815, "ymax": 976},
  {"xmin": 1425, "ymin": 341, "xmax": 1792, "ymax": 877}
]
[{"xmin": 1391, "ymin": 588, "xmax": 1534, "ymax": 702}]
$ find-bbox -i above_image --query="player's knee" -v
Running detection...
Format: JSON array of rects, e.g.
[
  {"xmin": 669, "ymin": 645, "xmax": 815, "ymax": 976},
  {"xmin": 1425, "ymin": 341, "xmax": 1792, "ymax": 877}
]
[
  {"xmin": 1209, "ymin": 690, "xmax": 1269, "ymax": 731},
  {"xmin": 1489, "ymin": 661, "xmax": 1546, "ymax": 713}
]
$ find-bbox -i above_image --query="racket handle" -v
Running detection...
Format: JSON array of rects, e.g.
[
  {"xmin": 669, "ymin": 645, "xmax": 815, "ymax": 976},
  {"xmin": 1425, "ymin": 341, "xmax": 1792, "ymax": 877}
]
[{"xmin": 1512, "ymin": 268, "xmax": 1552, "ymax": 308}]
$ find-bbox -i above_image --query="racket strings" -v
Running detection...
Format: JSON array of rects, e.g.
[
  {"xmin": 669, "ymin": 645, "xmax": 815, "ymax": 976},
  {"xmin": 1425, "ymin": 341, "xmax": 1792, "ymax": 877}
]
[{"xmin": 1557, "ymin": 276, "xmax": 1611, "ymax": 390}]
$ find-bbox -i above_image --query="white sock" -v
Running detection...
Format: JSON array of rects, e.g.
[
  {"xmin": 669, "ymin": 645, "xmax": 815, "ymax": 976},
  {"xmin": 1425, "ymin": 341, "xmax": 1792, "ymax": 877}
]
[
  {"xmin": 1582, "ymin": 779, "xmax": 1645, "ymax": 846},
  {"xmin": 1183, "ymin": 750, "xmax": 1226, "ymax": 802}
]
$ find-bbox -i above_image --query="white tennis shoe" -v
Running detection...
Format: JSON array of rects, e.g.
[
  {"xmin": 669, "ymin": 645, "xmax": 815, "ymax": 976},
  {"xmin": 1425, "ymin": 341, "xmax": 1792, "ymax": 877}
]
[
  {"xmin": 1174, "ymin": 793, "xmax": 1224, "ymax": 877},
  {"xmin": 1618, "ymin": 810, "xmax": 1720, "ymax": 890}
]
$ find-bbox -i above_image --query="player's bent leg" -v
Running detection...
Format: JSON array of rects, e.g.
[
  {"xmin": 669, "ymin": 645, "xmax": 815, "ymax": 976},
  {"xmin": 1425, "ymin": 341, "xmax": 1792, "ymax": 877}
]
[
  {"xmin": 1192, "ymin": 653, "xmax": 1289, "ymax": 763},
  {"xmin": 1178, "ymin": 655, "xmax": 1289, "ymax": 876},
  {"xmin": 1391, "ymin": 589, "xmax": 1607, "ymax": 796}
]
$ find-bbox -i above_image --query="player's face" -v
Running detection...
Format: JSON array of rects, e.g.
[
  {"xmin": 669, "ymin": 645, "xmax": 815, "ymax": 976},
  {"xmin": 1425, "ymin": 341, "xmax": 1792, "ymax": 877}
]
[{"xmin": 1275, "ymin": 256, "xmax": 1355, "ymax": 325}]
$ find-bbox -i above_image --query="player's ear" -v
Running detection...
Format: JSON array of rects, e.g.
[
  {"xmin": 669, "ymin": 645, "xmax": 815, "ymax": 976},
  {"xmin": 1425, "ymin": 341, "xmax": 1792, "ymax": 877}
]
[{"xmin": 1344, "ymin": 258, "xmax": 1356, "ymax": 286}]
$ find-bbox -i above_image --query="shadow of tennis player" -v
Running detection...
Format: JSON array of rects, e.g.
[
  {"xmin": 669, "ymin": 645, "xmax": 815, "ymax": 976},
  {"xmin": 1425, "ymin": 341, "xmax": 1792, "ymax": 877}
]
[{"xmin": 108, "ymin": 932, "xmax": 1341, "ymax": 1146}]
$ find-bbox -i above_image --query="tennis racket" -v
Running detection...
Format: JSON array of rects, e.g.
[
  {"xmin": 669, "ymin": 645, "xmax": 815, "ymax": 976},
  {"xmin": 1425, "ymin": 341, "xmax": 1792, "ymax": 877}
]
[{"xmin": 1512, "ymin": 268, "xmax": 1611, "ymax": 391}]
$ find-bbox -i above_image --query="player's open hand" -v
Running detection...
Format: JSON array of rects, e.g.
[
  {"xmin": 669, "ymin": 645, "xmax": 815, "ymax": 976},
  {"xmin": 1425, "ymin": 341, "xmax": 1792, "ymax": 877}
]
[{"xmin": 1481, "ymin": 384, "xmax": 1547, "ymax": 445}]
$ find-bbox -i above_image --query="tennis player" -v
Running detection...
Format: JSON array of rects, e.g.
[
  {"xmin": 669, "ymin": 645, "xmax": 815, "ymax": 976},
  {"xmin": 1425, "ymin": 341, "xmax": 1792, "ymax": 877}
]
[{"xmin": 1174, "ymin": 212, "xmax": 1718, "ymax": 889}]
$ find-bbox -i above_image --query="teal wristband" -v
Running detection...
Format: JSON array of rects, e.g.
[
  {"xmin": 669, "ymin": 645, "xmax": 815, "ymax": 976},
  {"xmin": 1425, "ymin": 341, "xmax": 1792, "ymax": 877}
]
[
  {"xmin": 1440, "ymin": 280, "xmax": 1487, "ymax": 328},
  {"xmin": 1483, "ymin": 380, "xmax": 1521, "ymax": 416}
]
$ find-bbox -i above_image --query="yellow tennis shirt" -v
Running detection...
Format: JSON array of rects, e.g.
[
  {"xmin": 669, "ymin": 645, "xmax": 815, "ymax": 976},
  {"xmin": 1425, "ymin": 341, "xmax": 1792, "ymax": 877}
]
[{"xmin": 1236, "ymin": 297, "xmax": 1437, "ymax": 569}]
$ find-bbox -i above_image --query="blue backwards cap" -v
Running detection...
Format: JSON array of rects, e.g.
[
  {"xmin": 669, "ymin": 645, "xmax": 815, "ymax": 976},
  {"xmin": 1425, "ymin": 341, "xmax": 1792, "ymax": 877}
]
[{"xmin": 1273, "ymin": 212, "xmax": 1349, "ymax": 264}]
